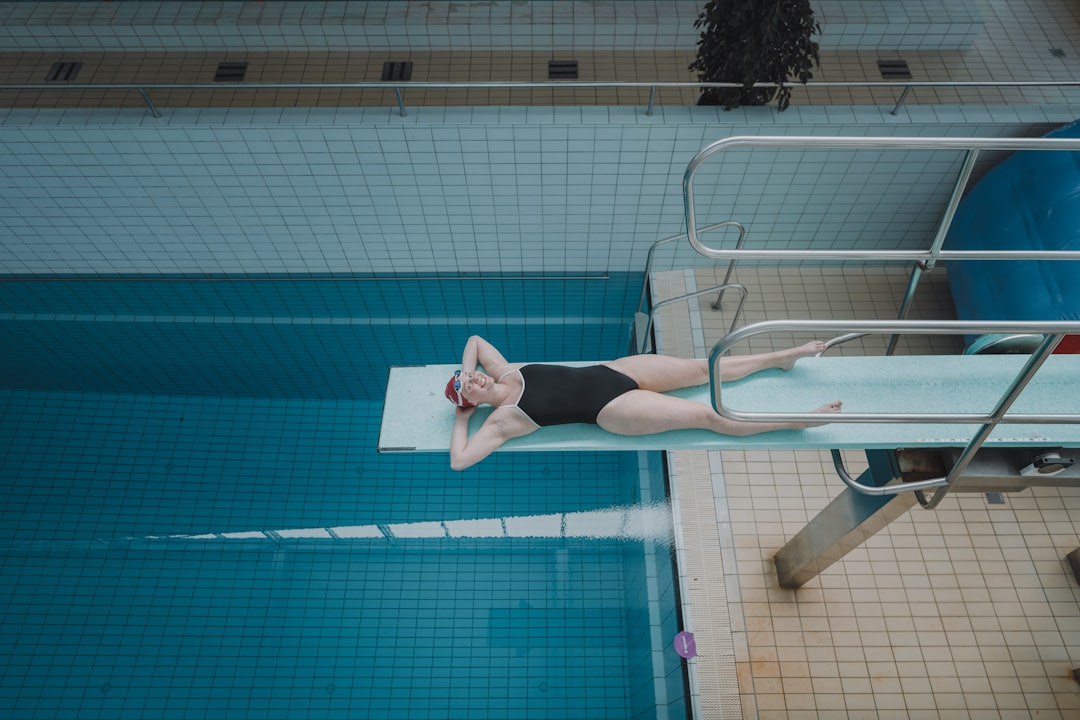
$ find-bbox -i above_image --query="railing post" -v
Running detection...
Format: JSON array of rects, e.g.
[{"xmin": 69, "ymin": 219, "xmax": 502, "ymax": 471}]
[
  {"xmin": 927, "ymin": 148, "xmax": 980, "ymax": 272},
  {"xmin": 394, "ymin": 88, "xmax": 406, "ymax": 118},
  {"xmin": 775, "ymin": 450, "xmax": 919, "ymax": 587},
  {"xmin": 712, "ymin": 222, "xmax": 747, "ymax": 310},
  {"xmin": 888, "ymin": 147, "xmax": 980, "ymax": 354},
  {"xmin": 886, "ymin": 263, "xmax": 924, "ymax": 355},
  {"xmin": 136, "ymin": 88, "xmax": 161, "ymax": 118},
  {"xmin": 890, "ymin": 85, "xmax": 912, "ymax": 115},
  {"xmin": 646, "ymin": 85, "xmax": 656, "ymax": 116}
]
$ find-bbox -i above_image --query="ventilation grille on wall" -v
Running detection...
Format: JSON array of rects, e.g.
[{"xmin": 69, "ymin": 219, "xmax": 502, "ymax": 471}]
[
  {"xmin": 214, "ymin": 62, "xmax": 248, "ymax": 82},
  {"xmin": 548, "ymin": 60, "xmax": 579, "ymax": 80},
  {"xmin": 381, "ymin": 61, "xmax": 414, "ymax": 82},
  {"xmin": 877, "ymin": 59, "xmax": 912, "ymax": 80},
  {"xmin": 46, "ymin": 61, "xmax": 82, "ymax": 82}
]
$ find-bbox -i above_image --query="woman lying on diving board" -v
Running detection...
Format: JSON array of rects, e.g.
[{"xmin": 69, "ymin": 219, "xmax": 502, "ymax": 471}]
[{"xmin": 444, "ymin": 335, "xmax": 842, "ymax": 470}]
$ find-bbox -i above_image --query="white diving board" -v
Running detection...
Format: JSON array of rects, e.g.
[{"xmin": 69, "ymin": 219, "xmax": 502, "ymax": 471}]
[{"xmin": 377, "ymin": 355, "xmax": 1080, "ymax": 454}]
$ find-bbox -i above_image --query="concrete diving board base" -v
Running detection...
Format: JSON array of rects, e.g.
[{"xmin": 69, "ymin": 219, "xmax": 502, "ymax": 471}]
[{"xmin": 378, "ymin": 356, "xmax": 1080, "ymax": 455}]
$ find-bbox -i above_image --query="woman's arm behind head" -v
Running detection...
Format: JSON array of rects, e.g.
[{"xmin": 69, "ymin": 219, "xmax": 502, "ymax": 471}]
[
  {"xmin": 462, "ymin": 335, "xmax": 513, "ymax": 378},
  {"xmin": 449, "ymin": 406, "xmax": 534, "ymax": 471}
]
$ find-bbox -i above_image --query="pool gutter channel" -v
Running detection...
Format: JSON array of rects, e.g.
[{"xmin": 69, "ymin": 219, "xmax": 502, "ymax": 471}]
[{"xmin": 652, "ymin": 268, "xmax": 741, "ymax": 720}]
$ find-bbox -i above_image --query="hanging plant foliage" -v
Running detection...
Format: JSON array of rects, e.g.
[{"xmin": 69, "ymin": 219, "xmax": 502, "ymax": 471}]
[{"xmin": 689, "ymin": 0, "xmax": 821, "ymax": 111}]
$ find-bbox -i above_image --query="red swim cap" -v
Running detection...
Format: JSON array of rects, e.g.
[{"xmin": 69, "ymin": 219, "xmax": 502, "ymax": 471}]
[{"xmin": 445, "ymin": 372, "xmax": 476, "ymax": 408}]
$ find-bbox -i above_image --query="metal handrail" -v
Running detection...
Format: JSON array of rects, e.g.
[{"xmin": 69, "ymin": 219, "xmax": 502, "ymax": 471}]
[
  {"xmin": 684, "ymin": 135, "xmax": 1080, "ymax": 263},
  {"xmin": 4, "ymin": 79, "xmax": 1080, "ymax": 118},
  {"xmin": 708, "ymin": 319, "xmax": 1080, "ymax": 424},
  {"xmin": 636, "ymin": 221, "xmax": 746, "ymax": 317},
  {"xmin": 639, "ymin": 283, "xmax": 748, "ymax": 354},
  {"xmin": 636, "ymin": 234, "xmax": 686, "ymax": 317},
  {"xmin": 710, "ymin": 319, "xmax": 1080, "ymax": 508},
  {"xmin": 828, "ymin": 449, "xmax": 961, "ymax": 509},
  {"xmin": 682, "ymin": 136, "xmax": 1080, "ymax": 354},
  {"xmin": 829, "ymin": 449, "xmax": 950, "ymax": 499},
  {"xmin": 634, "ymin": 224, "xmax": 747, "ymax": 354}
]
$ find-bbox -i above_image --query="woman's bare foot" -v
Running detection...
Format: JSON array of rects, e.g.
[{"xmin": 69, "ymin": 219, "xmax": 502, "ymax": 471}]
[
  {"xmin": 778, "ymin": 340, "xmax": 827, "ymax": 371},
  {"xmin": 800, "ymin": 400, "xmax": 843, "ymax": 428}
]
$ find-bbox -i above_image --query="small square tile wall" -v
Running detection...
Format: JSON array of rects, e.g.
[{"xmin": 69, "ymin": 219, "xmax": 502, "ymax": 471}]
[
  {"xmin": 0, "ymin": 0, "xmax": 984, "ymax": 52},
  {"xmin": 1, "ymin": 107, "xmax": 1073, "ymax": 277}
]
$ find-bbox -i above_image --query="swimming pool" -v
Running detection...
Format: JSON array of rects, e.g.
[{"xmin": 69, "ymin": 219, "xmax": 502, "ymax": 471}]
[{"xmin": 0, "ymin": 275, "xmax": 688, "ymax": 719}]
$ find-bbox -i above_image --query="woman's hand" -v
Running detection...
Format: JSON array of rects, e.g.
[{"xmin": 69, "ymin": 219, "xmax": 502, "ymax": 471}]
[{"xmin": 461, "ymin": 335, "xmax": 512, "ymax": 379}]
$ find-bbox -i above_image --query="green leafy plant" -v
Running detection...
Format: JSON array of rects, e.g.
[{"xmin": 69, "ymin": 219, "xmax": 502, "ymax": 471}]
[{"xmin": 689, "ymin": 0, "xmax": 821, "ymax": 111}]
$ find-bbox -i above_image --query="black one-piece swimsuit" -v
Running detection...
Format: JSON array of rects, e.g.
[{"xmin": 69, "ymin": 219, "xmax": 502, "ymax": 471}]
[{"xmin": 506, "ymin": 364, "xmax": 639, "ymax": 426}]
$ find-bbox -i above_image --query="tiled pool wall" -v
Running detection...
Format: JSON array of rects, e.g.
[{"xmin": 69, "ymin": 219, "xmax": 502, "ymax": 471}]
[
  {"xmin": 0, "ymin": 106, "xmax": 1072, "ymax": 279},
  {"xmin": 0, "ymin": 0, "xmax": 983, "ymax": 52}
]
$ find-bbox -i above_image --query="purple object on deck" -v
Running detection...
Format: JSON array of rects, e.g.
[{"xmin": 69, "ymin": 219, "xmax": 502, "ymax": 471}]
[{"xmin": 674, "ymin": 631, "xmax": 697, "ymax": 658}]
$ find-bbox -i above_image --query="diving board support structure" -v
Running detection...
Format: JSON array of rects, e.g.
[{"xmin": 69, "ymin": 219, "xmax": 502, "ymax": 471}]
[
  {"xmin": 774, "ymin": 450, "xmax": 918, "ymax": 589},
  {"xmin": 775, "ymin": 444, "xmax": 1080, "ymax": 587},
  {"xmin": 704, "ymin": 318, "xmax": 1080, "ymax": 587},
  {"xmin": 675, "ymin": 136, "xmax": 1080, "ymax": 585}
]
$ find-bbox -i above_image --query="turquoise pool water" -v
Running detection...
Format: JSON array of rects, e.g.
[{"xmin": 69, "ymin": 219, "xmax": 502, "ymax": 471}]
[{"xmin": 0, "ymin": 275, "xmax": 688, "ymax": 719}]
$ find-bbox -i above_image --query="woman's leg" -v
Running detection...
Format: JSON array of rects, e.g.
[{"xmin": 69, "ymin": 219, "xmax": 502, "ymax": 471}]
[
  {"xmin": 716, "ymin": 341, "xmax": 826, "ymax": 381},
  {"xmin": 597, "ymin": 389, "xmax": 842, "ymax": 436},
  {"xmin": 605, "ymin": 341, "xmax": 825, "ymax": 393}
]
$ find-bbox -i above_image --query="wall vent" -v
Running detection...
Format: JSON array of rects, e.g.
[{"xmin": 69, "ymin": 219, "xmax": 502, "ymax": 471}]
[
  {"xmin": 381, "ymin": 61, "xmax": 414, "ymax": 82},
  {"xmin": 548, "ymin": 60, "xmax": 580, "ymax": 80},
  {"xmin": 214, "ymin": 62, "xmax": 248, "ymax": 82},
  {"xmin": 877, "ymin": 59, "xmax": 912, "ymax": 80},
  {"xmin": 46, "ymin": 61, "xmax": 83, "ymax": 82}
]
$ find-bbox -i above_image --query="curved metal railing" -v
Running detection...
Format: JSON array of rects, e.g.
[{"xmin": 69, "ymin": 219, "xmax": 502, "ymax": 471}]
[
  {"xmin": 708, "ymin": 319, "xmax": 1080, "ymax": 508},
  {"xmin": 681, "ymin": 135, "xmax": 1080, "ymax": 354},
  {"xmin": 683, "ymin": 135, "xmax": 1080, "ymax": 263},
  {"xmin": 634, "ymin": 282, "xmax": 747, "ymax": 355},
  {"xmin": 635, "ymin": 221, "xmax": 745, "ymax": 318},
  {"xmin": 633, "ymin": 222, "xmax": 747, "ymax": 354},
  {"xmin": 708, "ymin": 319, "xmax": 1079, "ymax": 425}
]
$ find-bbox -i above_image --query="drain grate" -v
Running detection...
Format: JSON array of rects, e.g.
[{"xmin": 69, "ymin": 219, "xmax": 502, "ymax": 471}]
[
  {"xmin": 45, "ymin": 61, "xmax": 83, "ymax": 82},
  {"xmin": 878, "ymin": 59, "xmax": 912, "ymax": 80},
  {"xmin": 986, "ymin": 492, "xmax": 1006, "ymax": 505},
  {"xmin": 1050, "ymin": 48, "xmax": 1067, "ymax": 58},
  {"xmin": 381, "ymin": 61, "xmax": 414, "ymax": 82},
  {"xmin": 214, "ymin": 61, "xmax": 248, "ymax": 82},
  {"xmin": 548, "ymin": 60, "xmax": 579, "ymax": 80}
]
